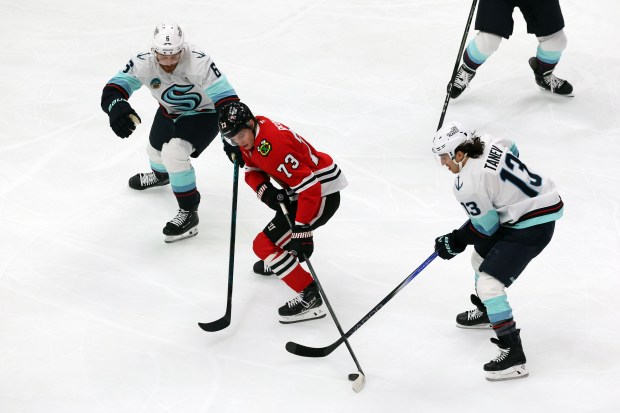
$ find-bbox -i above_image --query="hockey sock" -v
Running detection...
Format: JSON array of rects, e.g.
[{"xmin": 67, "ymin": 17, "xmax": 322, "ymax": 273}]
[
  {"xmin": 170, "ymin": 168, "xmax": 200, "ymax": 210},
  {"xmin": 280, "ymin": 264, "xmax": 313, "ymax": 293},
  {"xmin": 492, "ymin": 317, "xmax": 517, "ymax": 337},
  {"xmin": 463, "ymin": 32, "xmax": 502, "ymax": 70}
]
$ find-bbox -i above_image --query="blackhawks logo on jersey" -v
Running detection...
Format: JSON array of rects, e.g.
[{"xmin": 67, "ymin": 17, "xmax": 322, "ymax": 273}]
[{"xmin": 258, "ymin": 139, "xmax": 271, "ymax": 156}]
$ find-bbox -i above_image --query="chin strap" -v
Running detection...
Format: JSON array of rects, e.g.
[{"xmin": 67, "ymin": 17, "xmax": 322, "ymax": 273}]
[{"xmin": 455, "ymin": 154, "xmax": 468, "ymax": 172}]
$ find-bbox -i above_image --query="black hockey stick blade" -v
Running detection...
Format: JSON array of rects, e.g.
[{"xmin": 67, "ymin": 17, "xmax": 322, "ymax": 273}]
[
  {"xmin": 285, "ymin": 337, "xmax": 344, "ymax": 358},
  {"xmin": 198, "ymin": 317, "xmax": 230, "ymax": 332}
]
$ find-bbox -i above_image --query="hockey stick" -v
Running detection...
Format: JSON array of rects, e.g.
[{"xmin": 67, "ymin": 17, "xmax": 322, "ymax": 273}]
[
  {"xmin": 280, "ymin": 203, "xmax": 366, "ymax": 393},
  {"xmin": 438, "ymin": 0, "xmax": 479, "ymax": 130},
  {"xmin": 285, "ymin": 250, "xmax": 438, "ymax": 358},
  {"xmin": 198, "ymin": 157, "xmax": 240, "ymax": 332}
]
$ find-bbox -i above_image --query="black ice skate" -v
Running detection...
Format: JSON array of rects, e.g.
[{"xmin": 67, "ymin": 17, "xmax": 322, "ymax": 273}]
[
  {"xmin": 448, "ymin": 63, "xmax": 476, "ymax": 99},
  {"xmin": 278, "ymin": 281, "xmax": 326, "ymax": 324},
  {"xmin": 484, "ymin": 329, "xmax": 528, "ymax": 381},
  {"xmin": 163, "ymin": 208, "xmax": 199, "ymax": 243},
  {"xmin": 128, "ymin": 171, "xmax": 170, "ymax": 190},
  {"xmin": 253, "ymin": 260, "xmax": 274, "ymax": 276},
  {"xmin": 528, "ymin": 57, "xmax": 573, "ymax": 97},
  {"xmin": 456, "ymin": 294, "xmax": 491, "ymax": 329}
]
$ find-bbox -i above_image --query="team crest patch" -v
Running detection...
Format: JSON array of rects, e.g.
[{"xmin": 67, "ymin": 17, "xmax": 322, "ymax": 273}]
[
  {"xmin": 258, "ymin": 139, "xmax": 272, "ymax": 156},
  {"xmin": 150, "ymin": 78, "xmax": 161, "ymax": 89}
]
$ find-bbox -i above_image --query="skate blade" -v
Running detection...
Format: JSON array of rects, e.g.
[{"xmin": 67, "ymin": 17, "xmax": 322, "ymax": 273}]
[
  {"xmin": 538, "ymin": 86, "xmax": 574, "ymax": 98},
  {"xmin": 456, "ymin": 323, "xmax": 492, "ymax": 329},
  {"xmin": 164, "ymin": 227, "xmax": 199, "ymax": 243},
  {"xmin": 485, "ymin": 364, "xmax": 529, "ymax": 381},
  {"xmin": 279, "ymin": 306, "xmax": 327, "ymax": 324}
]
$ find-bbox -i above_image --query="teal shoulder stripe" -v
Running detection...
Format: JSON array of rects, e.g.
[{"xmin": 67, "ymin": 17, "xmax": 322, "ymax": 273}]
[
  {"xmin": 108, "ymin": 72, "xmax": 143, "ymax": 95},
  {"xmin": 205, "ymin": 76, "xmax": 236, "ymax": 101},
  {"xmin": 509, "ymin": 143, "xmax": 519, "ymax": 157}
]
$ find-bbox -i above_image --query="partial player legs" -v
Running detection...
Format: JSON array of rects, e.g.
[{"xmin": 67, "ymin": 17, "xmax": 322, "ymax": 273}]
[
  {"xmin": 529, "ymin": 29, "xmax": 573, "ymax": 96},
  {"xmin": 253, "ymin": 231, "xmax": 326, "ymax": 323},
  {"xmin": 455, "ymin": 294, "xmax": 491, "ymax": 329},
  {"xmin": 484, "ymin": 329, "xmax": 528, "ymax": 381},
  {"xmin": 160, "ymin": 138, "xmax": 200, "ymax": 242},
  {"xmin": 128, "ymin": 143, "xmax": 170, "ymax": 190},
  {"xmin": 449, "ymin": 32, "xmax": 501, "ymax": 98}
]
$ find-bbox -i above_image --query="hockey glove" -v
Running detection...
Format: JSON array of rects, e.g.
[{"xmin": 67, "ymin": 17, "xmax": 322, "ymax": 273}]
[
  {"xmin": 107, "ymin": 98, "xmax": 140, "ymax": 138},
  {"xmin": 257, "ymin": 182, "xmax": 289, "ymax": 211},
  {"xmin": 288, "ymin": 225, "xmax": 314, "ymax": 262},
  {"xmin": 434, "ymin": 230, "xmax": 466, "ymax": 260},
  {"xmin": 223, "ymin": 140, "xmax": 245, "ymax": 167}
]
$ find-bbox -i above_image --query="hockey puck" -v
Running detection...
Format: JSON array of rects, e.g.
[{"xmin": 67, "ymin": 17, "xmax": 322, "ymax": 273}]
[{"xmin": 348, "ymin": 373, "xmax": 359, "ymax": 381}]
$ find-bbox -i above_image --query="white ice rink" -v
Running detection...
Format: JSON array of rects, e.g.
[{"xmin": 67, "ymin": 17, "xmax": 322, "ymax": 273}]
[{"xmin": 1, "ymin": 1, "xmax": 619, "ymax": 412}]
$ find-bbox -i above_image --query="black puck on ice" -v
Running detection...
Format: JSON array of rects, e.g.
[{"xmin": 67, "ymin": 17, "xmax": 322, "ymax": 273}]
[{"xmin": 348, "ymin": 373, "xmax": 359, "ymax": 381}]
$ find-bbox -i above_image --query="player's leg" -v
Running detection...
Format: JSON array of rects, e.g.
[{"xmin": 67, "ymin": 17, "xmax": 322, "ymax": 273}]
[
  {"xmin": 252, "ymin": 208, "xmax": 326, "ymax": 323},
  {"xmin": 128, "ymin": 108, "xmax": 172, "ymax": 190},
  {"xmin": 160, "ymin": 113, "xmax": 219, "ymax": 243},
  {"xmin": 521, "ymin": 0, "xmax": 573, "ymax": 95},
  {"xmin": 476, "ymin": 222, "xmax": 555, "ymax": 380},
  {"xmin": 449, "ymin": 0, "xmax": 513, "ymax": 98}
]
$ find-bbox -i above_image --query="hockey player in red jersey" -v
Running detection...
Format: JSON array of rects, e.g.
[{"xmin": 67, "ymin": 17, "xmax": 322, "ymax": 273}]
[{"xmin": 218, "ymin": 102, "xmax": 348, "ymax": 324}]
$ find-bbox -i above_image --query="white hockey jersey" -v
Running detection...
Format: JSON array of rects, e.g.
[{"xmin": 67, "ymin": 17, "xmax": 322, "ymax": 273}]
[
  {"xmin": 453, "ymin": 135, "xmax": 563, "ymax": 236},
  {"xmin": 105, "ymin": 43, "xmax": 237, "ymax": 117}
]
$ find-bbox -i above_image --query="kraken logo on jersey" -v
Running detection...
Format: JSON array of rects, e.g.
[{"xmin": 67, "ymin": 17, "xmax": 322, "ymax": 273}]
[
  {"xmin": 258, "ymin": 139, "xmax": 272, "ymax": 156},
  {"xmin": 161, "ymin": 84, "xmax": 202, "ymax": 111},
  {"xmin": 150, "ymin": 78, "xmax": 161, "ymax": 89}
]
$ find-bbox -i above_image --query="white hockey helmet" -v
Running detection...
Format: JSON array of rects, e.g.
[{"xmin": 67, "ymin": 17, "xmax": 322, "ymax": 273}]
[
  {"xmin": 432, "ymin": 121, "xmax": 472, "ymax": 159},
  {"xmin": 152, "ymin": 23, "xmax": 185, "ymax": 55}
]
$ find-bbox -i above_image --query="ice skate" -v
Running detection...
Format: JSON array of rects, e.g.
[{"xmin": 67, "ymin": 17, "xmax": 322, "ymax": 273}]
[
  {"xmin": 484, "ymin": 329, "xmax": 528, "ymax": 381},
  {"xmin": 163, "ymin": 208, "xmax": 199, "ymax": 243},
  {"xmin": 456, "ymin": 294, "xmax": 491, "ymax": 329},
  {"xmin": 128, "ymin": 171, "xmax": 170, "ymax": 190},
  {"xmin": 253, "ymin": 260, "xmax": 274, "ymax": 276},
  {"xmin": 448, "ymin": 63, "xmax": 476, "ymax": 99},
  {"xmin": 278, "ymin": 281, "xmax": 326, "ymax": 324},
  {"xmin": 528, "ymin": 57, "xmax": 573, "ymax": 97}
]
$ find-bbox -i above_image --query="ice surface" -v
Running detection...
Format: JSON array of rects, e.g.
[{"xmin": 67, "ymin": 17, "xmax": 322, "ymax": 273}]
[{"xmin": 1, "ymin": 1, "xmax": 619, "ymax": 412}]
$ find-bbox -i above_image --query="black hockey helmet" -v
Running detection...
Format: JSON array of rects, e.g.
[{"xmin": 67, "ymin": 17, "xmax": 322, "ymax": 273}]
[{"xmin": 218, "ymin": 101, "xmax": 255, "ymax": 139}]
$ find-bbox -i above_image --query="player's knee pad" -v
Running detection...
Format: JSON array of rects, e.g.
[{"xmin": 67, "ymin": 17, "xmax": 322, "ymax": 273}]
[
  {"xmin": 253, "ymin": 232, "xmax": 277, "ymax": 260},
  {"xmin": 476, "ymin": 271, "xmax": 506, "ymax": 302},
  {"xmin": 146, "ymin": 143, "xmax": 162, "ymax": 164},
  {"xmin": 161, "ymin": 138, "xmax": 194, "ymax": 173},
  {"xmin": 474, "ymin": 31, "xmax": 502, "ymax": 56},
  {"xmin": 538, "ymin": 29, "xmax": 567, "ymax": 52}
]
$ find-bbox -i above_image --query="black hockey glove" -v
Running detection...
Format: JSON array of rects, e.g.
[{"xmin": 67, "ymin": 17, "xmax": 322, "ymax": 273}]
[
  {"xmin": 223, "ymin": 140, "xmax": 245, "ymax": 167},
  {"xmin": 434, "ymin": 230, "xmax": 466, "ymax": 260},
  {"xmin": 288, "ymin": 225, "xmax": 314, "ymax": 262},
  {"xmin": 107, "ymin": 98, "xmax": 140, "ymax": 138},
  {"xmin": 257, "ymin": 182, "xmax": 289, "ymax": 211}
]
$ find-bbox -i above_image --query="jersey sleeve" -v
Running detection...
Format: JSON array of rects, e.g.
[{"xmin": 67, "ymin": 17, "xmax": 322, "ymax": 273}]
[
  {"xmin": 196, "ymin": 51, "xmax": 238, "ymax": 108},
  {"xmin": 489, "ymin": 134, "xmax": 519, "ymax": 157},
  {"xmin": 101, "ymin": 53, "xmax": 145, "ymax": 113},
  {"xmin": 454, "ymin": 175, "xmax": 500, "ymax": 244}
]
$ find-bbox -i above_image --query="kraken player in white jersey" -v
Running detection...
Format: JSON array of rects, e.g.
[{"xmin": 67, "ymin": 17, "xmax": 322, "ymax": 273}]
[
  {"xmin": 100, "ymin": 23, "xmax": 240, "ymax": 243},
  {"xmin": 432, "ymin": 121, "xmax": 563, "ymax": 381}
]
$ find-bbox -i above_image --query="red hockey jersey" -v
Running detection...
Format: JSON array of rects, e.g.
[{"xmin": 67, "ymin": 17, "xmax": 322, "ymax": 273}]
[{"xmin": 241, "ymin": 116, "xmax": 347, "ymax": 226}]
